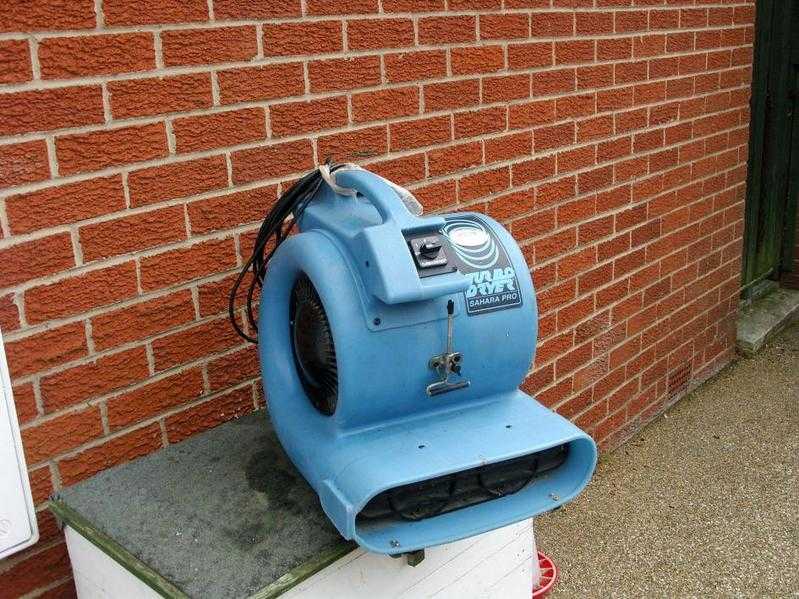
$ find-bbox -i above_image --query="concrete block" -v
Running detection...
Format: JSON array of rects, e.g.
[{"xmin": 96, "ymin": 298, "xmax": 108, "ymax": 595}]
[{"xmin": 737, "ymin": 287, "xmax": 799, "ymax": 356}]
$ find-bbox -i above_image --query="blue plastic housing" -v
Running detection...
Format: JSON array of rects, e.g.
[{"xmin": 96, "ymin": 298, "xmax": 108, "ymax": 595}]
[{"xmin": 258, "ymin": 169, "xmax": 597, "ymax": 554}]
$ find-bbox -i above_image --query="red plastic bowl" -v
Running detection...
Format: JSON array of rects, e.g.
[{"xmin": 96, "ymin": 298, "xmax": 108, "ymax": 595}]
[{"xmin": 532, "ymin": 551, "xmax": 558, "ymax": 598}]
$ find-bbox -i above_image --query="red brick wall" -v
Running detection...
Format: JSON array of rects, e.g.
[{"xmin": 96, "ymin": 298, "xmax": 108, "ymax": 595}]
[{"xmin": 0, "ymin": 0, "xmax": 753, "ymax": 596}]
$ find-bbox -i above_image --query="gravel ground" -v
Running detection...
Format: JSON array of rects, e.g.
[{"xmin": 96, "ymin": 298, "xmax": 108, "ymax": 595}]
[{"xmin": 536, "ymin": 320, "xmax": 799, "ymax": 598}]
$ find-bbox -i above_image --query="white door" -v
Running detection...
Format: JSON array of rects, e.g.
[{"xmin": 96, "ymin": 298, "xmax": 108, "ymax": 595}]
[{"xmin": 0, "ymin": 327, "xmax": 38, "ymax": 559}]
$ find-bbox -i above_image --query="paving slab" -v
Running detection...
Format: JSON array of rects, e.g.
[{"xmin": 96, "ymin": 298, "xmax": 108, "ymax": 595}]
[
  {"xmin": 51, "ymin": 412, "xmax": 353, "ymax": 599},
  {"xmin": 737, "ymin": 287, "xmax": 799, "ymax": 356},
  {"xmin": 537, "ymin": 320, "xmax": 799, "ymax": 597}
]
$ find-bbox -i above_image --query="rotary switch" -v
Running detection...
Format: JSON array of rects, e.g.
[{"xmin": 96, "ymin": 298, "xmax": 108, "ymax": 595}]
[
  {"xmin": 409, "ymin": 234, "xmax": 449, "ymax": 269},
  {"xmin": 419, "ymin": 240, "xmax": 442, "ymax": 259}
]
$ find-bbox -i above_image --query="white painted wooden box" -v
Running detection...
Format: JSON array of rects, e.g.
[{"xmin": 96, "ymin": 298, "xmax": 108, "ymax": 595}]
[
  {"xmin": 65, "ymin": 520, "xmax": 539, "ymax": 599},
  {"xmin": 51, "ymin": 411, "xmax": 540, "ymax": 599}
]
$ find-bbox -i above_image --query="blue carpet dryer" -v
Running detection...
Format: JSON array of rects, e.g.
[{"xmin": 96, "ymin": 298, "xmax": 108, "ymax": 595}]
[{"xmin": 245, "ymin": 166, "xmax": 597, "ymax": 555}]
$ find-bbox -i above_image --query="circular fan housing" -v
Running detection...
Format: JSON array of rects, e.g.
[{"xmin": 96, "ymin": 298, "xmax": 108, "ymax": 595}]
[{"xmin": 290, "ymin": 275, "xmax": 338, "ymax": 415}]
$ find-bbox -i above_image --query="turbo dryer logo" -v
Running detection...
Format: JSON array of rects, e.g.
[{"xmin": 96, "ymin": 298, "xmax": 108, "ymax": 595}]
[
  {"xmin": 442, "ymin": 217, "xmax": 498, "ymax": 269},
  {"xmin": 466, "ymin": 266, "xmax": 518, "ymax": 300},
  {"xmin": 443, "ymin": 216, "xmax": 523, "ymax": 315}
]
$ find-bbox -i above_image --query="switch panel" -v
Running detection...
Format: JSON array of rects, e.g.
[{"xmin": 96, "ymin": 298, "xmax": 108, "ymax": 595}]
[
  {"xmin": 409, "ymin": 235, "xmax": 448, "ymax": 268},
  {"xmin": 405, "ymin": 232, "xmax": 457, "ymax": 278},
  {"xmin": 0, "ymin": 328, "xmax": 38, "ymax": 560}
]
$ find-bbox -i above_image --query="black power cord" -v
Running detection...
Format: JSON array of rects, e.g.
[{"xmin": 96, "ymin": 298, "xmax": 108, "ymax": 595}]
[{"xmin": 229, "ymin": 162, "xmax": 342, "ymax": 344}]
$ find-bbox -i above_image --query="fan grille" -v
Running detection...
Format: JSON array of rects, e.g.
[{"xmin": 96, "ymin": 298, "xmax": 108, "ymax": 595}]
[
  {"xmin": 290, "ymin": 275, "xmax": 338, "ymax": 415},
  {"xmin": 357, "ymin": 444, "xmax": 569, "ymax": 523}
]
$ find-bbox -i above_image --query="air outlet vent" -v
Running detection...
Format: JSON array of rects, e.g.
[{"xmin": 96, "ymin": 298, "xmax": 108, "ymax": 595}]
[{"xmin": 667, "ymin": 361, "xmax": 692, "ymax": 399}]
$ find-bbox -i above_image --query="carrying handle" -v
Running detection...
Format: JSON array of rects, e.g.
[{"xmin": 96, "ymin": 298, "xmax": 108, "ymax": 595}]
[
  {"xmin": 327, "ymin": 167, "xmax": 467, "ymax": 304},
  {"xmin": 333, "ymin": 169, "xmax": 434, "ymax": 231}
]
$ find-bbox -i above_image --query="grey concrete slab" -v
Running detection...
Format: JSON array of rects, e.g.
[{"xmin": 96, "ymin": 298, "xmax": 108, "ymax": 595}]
[
  {"xmin": 54, "ymin": 412, "xmax": 352, "ymax": 599},
  {"xmin": 737, "ymin": 287, "xmax": 799, "ymax": 356},
  {"xmin": 537, "ymin": 321, "xmax": 799, "ymax": 597}
]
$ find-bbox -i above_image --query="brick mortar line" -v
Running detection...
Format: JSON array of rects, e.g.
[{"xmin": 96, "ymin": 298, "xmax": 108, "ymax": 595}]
[
  {"xmin": 254, "ymin": 23, "xmax": 264, "ymax": 58},
  {"xmin": 537, "ymin": 273, "xmax": 740, "ymax": 415},
  {"xmin": 93, "ymin": 0, "xmax": 105, "ymax": 28},
  {"xmin": 43, "ymin": 135, "xmax": 58, "ymax": 177},
  {"xmin": 552, "ymin": 287, "xmax": 739, "ymax": 433},
  {"xmin": 84, "ymin": 320, "xmax": 95, "ymax": 354},
  {"xmin": 530, "ymin": 223, "xmax": 743, "ymax": 349},
  {"xmin": 16, "ymin": 244, "xmax": 743, "ymax": 445},
  {"xmin": 3, "ymin": 267, "xmax": 241, "ymax": 359},
  {"xmin": 31, "ymin": 377, "xmax": 43, "ymax": 417},
  {"xmin": 190, "ymin": 286, "xmax": 201, "ymax": 320},
  {"xmin": 16, "ymin": 317, "xmax": 249, "ymax": 421},
  {"xmin": 531, "ymin": 215, "xmax": 743, "ymax": 344},
  {"xmin": 22, "ymin": 379, "xmax": 257, "ymax": 470},
  {"xmin": 157, "ymin": 420, "xmax": 169, "ymax": 456},
  {"xmin": 49, "ymin": 458, "xmax": 62, "ymax": 491},
  {"xmin": 1, "ymin": 112, "xmax": 750, "ymax": 239},
  {"xmin": 153, "ymin": 30, "xmax": 165, "ymax": 70},
  {"xmin": 0, "ymin": 5, "xmax": 755, "ymax": 43},
  {"xmin": 0, "ymin": 121, "xmax": 748, "ymax": 311},
  {"xmin": 0, "ymin": 119, "xmax": 746, "ymax": 245},
  {"xmin": 121, "ymin": 171, "xmax": 131, "ymax": 208},
  {"xmin": 99, "ymin": 402, "xmax": 110, "ymax": 435},
  {"xmin": 144, "ymin": 340, "xmax": 155, "ymax": 375},
  {"xmin": 515, "ymin": 144, "xmax": 747, "ymax": 261},
  {"xmin": 3, "ymin": 161, "xmax": 745, "ymax": 392},
  {"xmin": 200, "ymin": 355, "xmax": 211, "ymax": 390},
  {"xmin": 68, "ymin": 228, "xmax": 83, "ymax": 266},
  {"xmin": 23, "ymin": 250, "xmax": 740, "ymax": 455},
  {"xmin": 0, "ymin": 118, "xmax": 746, "ymax": 293},
  {"xmin": 0, "ymin": 226, "xmax": 238, "ymax": 296},
  {"xmin": 232, "ymin": 224, "xmax": 244, "ymax": 267},
  {"xmin": 0, "ymin": 74, "xmax": 752, "ymax": 207},
  {"xmin": 0, "ymin": 54, "xmax": 751, "ymax": 156},
  {"xmin": 250, "ymin": 381, "xmax": 259, "ymax": 410},
  {"xmin": 209, "ymin": 70, "xmax": 221, "ymax": 106},
  {"xmin": 28, "ymin": 37, "xmax": 41, "ymax": 80},
  {"xmin": 0, "ymin": 198, "xmax": 9, "ymax": 237},
  {"xmin": 10, "ymin": 292, "xmax": 27, "ymax": 329},
  {"xmin": 165, "ymin": 119, "xmax": 177, "ymax": 154},
  {"xmin": 180, "ymin": 204, "xmax": 192, "ymax": 243},
  {"xmin": 0, "ymin": 31, "xmax": 752, "ymax": 96}
]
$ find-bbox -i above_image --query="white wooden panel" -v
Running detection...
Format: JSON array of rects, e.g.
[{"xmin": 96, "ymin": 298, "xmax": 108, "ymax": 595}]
[
  {"xmin": 282, "ymin": 520, "xmax": 535, "ymax": 599},
  {"xmin": 65, "ymin": 527, "xmax": 159, "ymax": 599},
  {"xmin": 426, "ymin": 525, "xmax": 532, "ymax": 598},
  {"xmin": 483, "ymin": 559, "xmax": 534, "ymax": 598},
  {"xmin": 0, "ymin": 329, "xmax": 38, "ymax": 560},
  {"xmin": 65, "ymin": 518, "xmax": 536, "ymax": 599}
]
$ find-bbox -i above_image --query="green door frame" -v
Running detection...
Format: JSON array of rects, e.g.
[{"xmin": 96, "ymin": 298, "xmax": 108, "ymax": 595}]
[{"xmin": 742, "ymin": 0, "xmax": 799, "ymax": 296}]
